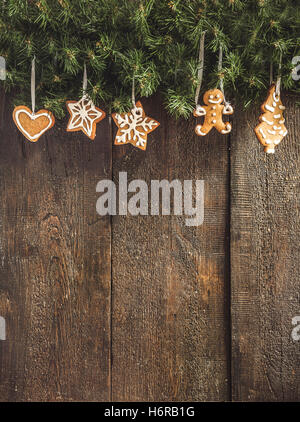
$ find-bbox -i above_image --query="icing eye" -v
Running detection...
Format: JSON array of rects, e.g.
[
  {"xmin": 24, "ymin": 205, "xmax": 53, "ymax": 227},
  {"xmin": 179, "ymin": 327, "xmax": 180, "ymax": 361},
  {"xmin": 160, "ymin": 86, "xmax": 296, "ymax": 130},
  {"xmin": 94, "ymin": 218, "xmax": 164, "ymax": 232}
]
[
  {"xmin": 216, "ymin": 94, "xmax": 220, "ymax": 98},
  {"xmin": 209, "ymin": 95, "xmax": 213, "ymax": 99}
]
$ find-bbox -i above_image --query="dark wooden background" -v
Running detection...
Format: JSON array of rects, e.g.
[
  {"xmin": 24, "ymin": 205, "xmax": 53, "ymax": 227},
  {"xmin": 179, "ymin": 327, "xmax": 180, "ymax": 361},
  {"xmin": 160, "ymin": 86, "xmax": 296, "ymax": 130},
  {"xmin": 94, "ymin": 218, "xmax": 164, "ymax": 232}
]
[{"xmin": 0, "ymin": 92, "xmax": 299, "ymax": 401}]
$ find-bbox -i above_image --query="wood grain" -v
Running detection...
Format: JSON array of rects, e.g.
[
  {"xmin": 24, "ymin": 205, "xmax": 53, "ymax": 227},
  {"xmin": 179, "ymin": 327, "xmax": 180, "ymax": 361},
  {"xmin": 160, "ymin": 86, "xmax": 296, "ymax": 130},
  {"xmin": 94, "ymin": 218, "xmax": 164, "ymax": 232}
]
[
  {"xmin": 0, "ymin": 91, "xmax": 299, "ymax": 401},
  {"xmin": 111, "ymin": 96, "xmax": 230, "ymax": 401},
  {"xmin": 230, "ymin": 94, "xmax": 300, "ymax": 401},
  {"xmin": 0, "ymin": 95, "xmax": 112, "ymax": 401}
]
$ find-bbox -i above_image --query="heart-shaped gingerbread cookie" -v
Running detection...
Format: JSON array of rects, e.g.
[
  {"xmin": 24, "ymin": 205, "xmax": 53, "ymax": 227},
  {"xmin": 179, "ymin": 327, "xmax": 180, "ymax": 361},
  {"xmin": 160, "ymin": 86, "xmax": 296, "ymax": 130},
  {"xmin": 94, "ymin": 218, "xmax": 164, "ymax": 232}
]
[{"xmin": 13, "ymin": 105, "xmax": 55, "ymax": 142}]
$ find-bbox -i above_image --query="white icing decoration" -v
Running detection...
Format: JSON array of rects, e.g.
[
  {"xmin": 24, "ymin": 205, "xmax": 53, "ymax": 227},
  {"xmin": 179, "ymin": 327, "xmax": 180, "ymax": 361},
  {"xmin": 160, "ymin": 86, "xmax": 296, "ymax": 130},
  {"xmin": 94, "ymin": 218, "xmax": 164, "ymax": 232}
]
[
  {"xmin": 265, "ymin": 105, "xmax": 274, "ymax": 112},
  {"xmin": 196, "ymin": 126, "xmax": 206, "ymax": 136},
  {"xmin": 279, "ymin": 105, "xmax": 285, "ymax": 110},
  {"xmin": 267, "ymin": 129, "xmax": 276, "ymax": 135},
  {"xmin": 14, "ymin": 109, "xmax": 53, "ymax": 141},
  {"xmin": 115, "ymin": 105, "xmax": 158, "ymax": 147},
  {"xmin": 279, "ymin": 130, "xmax": 287, "ymax": 136},
  {"xmin": 208, "ymin": 98, "xmax": 222, "ymax": 104},
  {"xmin": 221, "ymin": 123, "xmax": 231, "ymax": 134},
  {"xmin": 274, "ymin": 114, "xmax": 280, "ymax": 118},
  {"xmin": 67, "ymin": 96, "xmax": 103, "ymax": 137},
  {"xmin": 195, "ymin": 105, "xmax": 206, "ymax": 116},
  {"xmin": 261, "ymin": 116, "xmax": 273, "ymax": 125},
  {"xmin": 259, "ymin": 128, "xmax": 266, "ymax": 139},
  {"xmin": 223, "ymin": 104, "xmax": 233, "ymax": 114}
]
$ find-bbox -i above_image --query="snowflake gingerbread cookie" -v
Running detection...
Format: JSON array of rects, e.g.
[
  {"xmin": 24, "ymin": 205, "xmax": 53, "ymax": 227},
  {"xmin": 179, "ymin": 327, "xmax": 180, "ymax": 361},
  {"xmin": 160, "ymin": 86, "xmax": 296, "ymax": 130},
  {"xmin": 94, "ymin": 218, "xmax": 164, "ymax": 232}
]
[
  {"xmin": 193, "ymin": 88, "xmax": 233, "ymax": 136},
  {"xmin": 66, "ymin": 95, "xmax": 106, "ymax": 140},
  {"xmin": 112, "ymin": 101, "xmax": 160, "ymax": 150},
  {"xmin": 254, "ymin": 84, "xmax": 287, "ymax": 153}
]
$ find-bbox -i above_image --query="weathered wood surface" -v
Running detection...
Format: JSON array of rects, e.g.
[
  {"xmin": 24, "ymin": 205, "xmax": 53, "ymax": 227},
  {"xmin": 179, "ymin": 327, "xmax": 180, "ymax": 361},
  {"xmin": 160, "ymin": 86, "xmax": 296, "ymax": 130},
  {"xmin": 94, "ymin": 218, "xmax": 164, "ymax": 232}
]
[
  {"xmin": 231, "ymin": 94, "xmax": 300, "ymax": 401},
  {"xmin": 0, "ymin": 93, "xmax": 299, "ymax": 401},
  {"xmin": 0, "ymin": 93, "xmax": 112, "ymax": 401},
  {"xmin": 111, "ymin": 97, "xmax": 230, "ymax": 401}
]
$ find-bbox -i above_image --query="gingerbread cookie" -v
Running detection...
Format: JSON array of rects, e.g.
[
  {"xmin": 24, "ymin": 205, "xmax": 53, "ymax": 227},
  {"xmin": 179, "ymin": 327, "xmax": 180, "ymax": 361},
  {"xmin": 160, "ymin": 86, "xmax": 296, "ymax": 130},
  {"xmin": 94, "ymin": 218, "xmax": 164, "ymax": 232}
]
[
  {"xmin": 13, "ymin": 105, "xmax": 55, "ymax": 142},
  {"xmin": 193, "ymin": 88, "xmax": 233, "ymax": 136},
  {"xmin": 112, "ymin": 101, "xmax": 160, "ymax": 151},
  {"xmin": 254, "ymin": 84, "xmax": 287, "ymax": 153},
  {"xmin": 66, "ymin": 95, "xmax": 106, "ymax": 140}
]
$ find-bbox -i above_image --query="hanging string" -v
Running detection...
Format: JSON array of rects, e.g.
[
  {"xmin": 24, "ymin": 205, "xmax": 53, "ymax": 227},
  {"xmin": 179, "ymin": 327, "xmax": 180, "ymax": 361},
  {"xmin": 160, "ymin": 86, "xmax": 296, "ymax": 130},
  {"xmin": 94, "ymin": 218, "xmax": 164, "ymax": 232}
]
[
  {"xmin": 269, "ymin": 60, "xmax": 273, "ymax": 85},
  {"xmin": 195, "ymin": 31, "xmax": 206, "ymax": 106},
  {"xmin": 83, "ymin": 62, "xmax": 87, "ymax": 96},
  {"xmin": 54, "ymin": 51, "xmax": 58, "ymax": 66},
  {"xmin": 218, "ymin": 46, "xmax": 224, "ymax": 95},
  {"xmin": 275, "ymin": 50, "xmax": 282, "ymax": 96},
  {"xmin": 31, "ymin": 56, "xmax": 36, "ymax": 114},
  {"xmin": 131, "ymin": 76, "xmax": 135, "ymax": 107},
  {"xmin": 217, "ymin": 46, "xmax": 229, "ymax": 105}
]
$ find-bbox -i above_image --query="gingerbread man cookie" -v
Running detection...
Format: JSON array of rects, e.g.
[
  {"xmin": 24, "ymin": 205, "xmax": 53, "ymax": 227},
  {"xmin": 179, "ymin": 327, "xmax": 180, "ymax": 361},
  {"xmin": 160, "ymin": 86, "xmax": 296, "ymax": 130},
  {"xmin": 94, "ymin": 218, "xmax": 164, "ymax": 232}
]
[
  {"xmin": 254, "ymin": 84, "xmax": 287, "ymax": 153},
  {"xmin": 193, "ymin": 88, "xmax": 233, "ymax": 136}
]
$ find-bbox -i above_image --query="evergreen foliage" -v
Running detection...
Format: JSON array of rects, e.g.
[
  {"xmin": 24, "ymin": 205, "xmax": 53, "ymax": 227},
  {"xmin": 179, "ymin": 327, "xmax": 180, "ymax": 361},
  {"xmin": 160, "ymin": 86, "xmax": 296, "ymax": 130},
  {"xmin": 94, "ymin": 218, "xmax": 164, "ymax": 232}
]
[{"xmin": 0, "ymin": 0, "xmax": 299, "ymax": 118}]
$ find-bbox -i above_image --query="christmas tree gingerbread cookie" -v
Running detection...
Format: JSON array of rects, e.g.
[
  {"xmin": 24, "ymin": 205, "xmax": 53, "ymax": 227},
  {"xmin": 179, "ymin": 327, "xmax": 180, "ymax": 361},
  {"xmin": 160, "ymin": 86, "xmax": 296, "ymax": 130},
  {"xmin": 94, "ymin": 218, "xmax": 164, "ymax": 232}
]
[
  {"xmin": 254, "ymin": 84, "xmax": 287, "ymax": 153},
  {"xmin": 193, "ymin": 88, "xmax": 233, "ymax": 136}
]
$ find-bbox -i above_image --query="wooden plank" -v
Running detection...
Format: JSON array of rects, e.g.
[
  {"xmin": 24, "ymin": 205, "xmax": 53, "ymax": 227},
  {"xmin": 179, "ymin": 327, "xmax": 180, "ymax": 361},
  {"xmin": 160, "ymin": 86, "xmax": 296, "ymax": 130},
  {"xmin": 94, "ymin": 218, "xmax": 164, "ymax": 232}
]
[
  {"xmin": 111, "ymin": 96, "xmax": 230, "ymax": 401},
  {"xmin": 0, "ymin": 95, "xmax": 111, "ymax": 401},
  {"xmin": 231, "ymin": 95, "xmax": 300, "ymax": 401}
]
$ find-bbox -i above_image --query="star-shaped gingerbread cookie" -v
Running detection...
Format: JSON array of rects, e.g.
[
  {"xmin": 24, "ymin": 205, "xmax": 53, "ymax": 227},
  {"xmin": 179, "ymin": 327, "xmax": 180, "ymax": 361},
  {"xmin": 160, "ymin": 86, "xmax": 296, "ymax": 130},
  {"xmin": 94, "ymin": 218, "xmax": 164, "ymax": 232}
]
[
  {"xmin": 66, "ymin": 95, "xmax": 106, "ymax": 140},
  {"xmin": 112, "ymin": 101, "xmax": 160, "ymax": 151}
]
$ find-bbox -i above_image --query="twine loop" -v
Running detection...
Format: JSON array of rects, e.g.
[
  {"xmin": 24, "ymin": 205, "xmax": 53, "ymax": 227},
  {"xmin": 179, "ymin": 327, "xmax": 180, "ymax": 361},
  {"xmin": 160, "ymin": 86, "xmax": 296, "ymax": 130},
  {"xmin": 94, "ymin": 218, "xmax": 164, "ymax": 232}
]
[
  {"xmin": 31, "ymin": 56, "xmax": 35, "ymax": 114},
  {"xmin": 195, "ymin": 31, "xmax": 206, "ymax": 106},
  {"xmin": 276, "ymin": 50, "xmax": 282, "ymax": 96},
  {"xmin": 217, "ymin": 46, "xmax": 229, "ymax": 106},
  {"xmin": 83, "ymin": 62, "xmax": 87, "ymax": 96},
  {"xmin": 131, "ymin": 76, "xmax": 136, "ymax": 107},
  {"xmin": 270, "ymin": 50, "xmax": 283, "ymax": 96}
]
